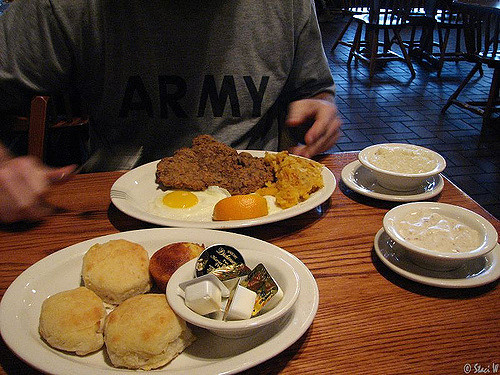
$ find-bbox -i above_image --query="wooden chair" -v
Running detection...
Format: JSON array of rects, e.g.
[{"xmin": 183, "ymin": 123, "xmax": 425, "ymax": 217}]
[
  {"xmin": 432, "ymin": 0, "xmax": 469, "ymax": 77},
  {"xmin": 330, "ymin": 0, "xmax": 371, "ymax": 53},
  {"xmin": 441, "ymin": 9, "xmax": 500, "ymax": 123},
  {"xmin": 406, "ymin": 0, "xmax": 435, "ymax": 53},
  {"xmin": 347, "ymin": 0, "xmax": 415, "ymax": 78},
  {"xmin": 12, "ymin": 95, "xmax": 89, "ymax": 162}
]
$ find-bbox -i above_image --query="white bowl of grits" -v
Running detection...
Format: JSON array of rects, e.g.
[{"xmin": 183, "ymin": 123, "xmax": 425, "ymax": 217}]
[
  {"xmin": 383, "ymin": 202, "xmax": 498, "ymax": 271},
  {"xmin": 166, "ymin": 248, "xmax": 300, "ymax": 338},
  {"xmin": 358, "ymin": 143, "xmax": 446, "ymax": 191}
]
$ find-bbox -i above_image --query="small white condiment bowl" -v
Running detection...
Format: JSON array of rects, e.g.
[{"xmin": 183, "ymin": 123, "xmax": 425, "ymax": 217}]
[
  {"xmin": 166, "ymin": 249, "xmax": 300, "ymax": 339},
  {"xmin": 383, "ymin": 202, "xmax": 498, "ymax": 271},
  {"xmin": 358, "ymin": 143, "xmax": 446, "ymax": 191}
]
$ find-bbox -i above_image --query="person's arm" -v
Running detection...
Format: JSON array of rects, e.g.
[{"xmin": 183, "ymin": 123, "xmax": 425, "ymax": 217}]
[
  {"xmin": 0, "ymin": 1, "xmax": 88, "ymax": 223},
  {"xmin": 283, "ymin": 0, "xmax": 341, "ymax": 158},
  {"xmin": 0, "ymin": 143, "xmax": 75, "ymax": 223}
]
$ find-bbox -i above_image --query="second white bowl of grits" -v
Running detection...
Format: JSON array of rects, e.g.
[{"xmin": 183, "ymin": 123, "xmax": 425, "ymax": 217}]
[
  {"xmin": 358, "ymin": 143, "xmax": 446, "ymax": 191},
  {"xmin": 383, "ymin": 202, "xmax": 498, "ymax": 271}
]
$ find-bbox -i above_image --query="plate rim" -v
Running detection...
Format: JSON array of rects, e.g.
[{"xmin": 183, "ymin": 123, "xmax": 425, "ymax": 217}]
[
  {"xmin": 0, "ymin": 228, "xmax": 319, "ymax": 375},
  {"xmin": 373, "ymin": 227, "xmax": 500, "ymax": 288},
  {"xmin": 341, "ymin": 160, "xmax": 443, "ymax": 202},
  {"xmin": 110, "ymin": 150, "xmax": 336, "ymax": 229}
]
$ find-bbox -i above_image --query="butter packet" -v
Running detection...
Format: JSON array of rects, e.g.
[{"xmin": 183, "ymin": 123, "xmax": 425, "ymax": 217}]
[
  {"xmin": 240, "ymin": 263, "xmax": 278, "ymax": 316},
  {"xmin": 195, "ymin": 244, "xmax": 245, "ymax": 277},
  {"xmin": 210, "ymin": 263, "xmax": 251, "ymax": 282}
]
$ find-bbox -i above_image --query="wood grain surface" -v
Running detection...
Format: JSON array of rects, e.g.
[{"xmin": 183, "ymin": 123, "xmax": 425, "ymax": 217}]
[{"xmin": 0, "ymin": 152, "xmax": 498, "ymax": 375}]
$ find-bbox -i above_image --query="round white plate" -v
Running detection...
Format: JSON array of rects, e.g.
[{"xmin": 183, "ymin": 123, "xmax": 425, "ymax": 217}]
[
  {"xmin": 374, "ymin": 228, "xmax": 500, "ymax": 288},
  {"xmin": 0, "ymin": 228, "xmax": 319, "ymax": 375},
  {"xmin": 111, "ymin": 151, "xmax": 336, "ymax": 228},
  {"xmin": 341, "ymin": 160, "xmax": 443, "ymax": 202}
]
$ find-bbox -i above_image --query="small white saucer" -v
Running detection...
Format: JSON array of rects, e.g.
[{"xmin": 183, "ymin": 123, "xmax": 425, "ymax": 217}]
[
  {"xmin": 373, "ymin": 228, "xmax": 500, "ymax": 288},
  {"xmin": 341, "ymin": 160, "xmax": 444, "ymax": 202}
]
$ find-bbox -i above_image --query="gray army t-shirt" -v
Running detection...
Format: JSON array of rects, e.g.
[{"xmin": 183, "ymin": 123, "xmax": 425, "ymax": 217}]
[{"xmin": 0, "ymin": 0, "xmax": 335, "ymax": 162}]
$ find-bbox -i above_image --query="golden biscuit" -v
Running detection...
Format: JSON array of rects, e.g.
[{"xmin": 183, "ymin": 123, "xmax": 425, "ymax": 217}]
[
  {"xmin": 82, "ymin": 239, "xmax": 152, "ymax": 305},
  {"xmin": 39, "ymin": 287, "xmax": 106, "ymax": 355},
  {"xmin": 104, "ymin": 294, "xmax": 195, "ymax": 370}
]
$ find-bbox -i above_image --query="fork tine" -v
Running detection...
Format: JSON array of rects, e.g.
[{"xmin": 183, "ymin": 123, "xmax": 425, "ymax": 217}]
[{"xmin": 110, "ymin": 190, "xmax": 130, "ymax": 200}]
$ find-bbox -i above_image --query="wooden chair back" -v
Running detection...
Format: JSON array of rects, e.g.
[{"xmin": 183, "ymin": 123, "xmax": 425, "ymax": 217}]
[
  {"xmin": 458, "ymin": 6, "xmax": 499, "ymax": 64},
  {"xmin": 368, "ymin": 0, "xmax": 412, "ymax": 26},
  {"xmin": 435, "ymin": 7, "xmax": 465, "ymax": 27},
  {"xmin": 347, "ymin": 0, "xmax": 416, "ymax": 78},
  {"xmin": 27, "ymin": 95, "xmax": 89, "ymax": 161},
  {"xmin": 409, "ymin": 0, "xmax": 426, "ymax": 16},
  {"xmin": 479, "ymin": 12, "xmax": 500, "ymax": 63},
  {"xmin": 441, "ymin": 6, "xmax": 500, "ymax": 122},
  {"xmin": 341, "ymin": 0, "xmax": 370, "ymax": 14}
]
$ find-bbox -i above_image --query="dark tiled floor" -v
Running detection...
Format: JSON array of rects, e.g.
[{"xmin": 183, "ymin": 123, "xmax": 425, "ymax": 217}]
[{"xmin": 319, "ymin": 13, "xmax": 500, "ymax": 220}]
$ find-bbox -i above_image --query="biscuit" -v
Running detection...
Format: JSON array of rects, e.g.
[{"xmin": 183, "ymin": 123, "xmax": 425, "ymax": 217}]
[
  {"xmin": 39, "ymin": 287, "xmax": 106, "ymax": 355},
  {"xmin": 103, "ymin": 294, "xmax": 195, "ymax": 370},
  {"xmin": 82, "ymin": 239, "xmax": 152, "ymax": 305},
  {"xmin": 149, "ymin": 242, "xmax": 204, "ymax": 291}
]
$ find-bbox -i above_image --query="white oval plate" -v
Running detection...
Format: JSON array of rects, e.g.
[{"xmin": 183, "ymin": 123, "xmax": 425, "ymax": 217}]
[
  {"xmin": 111, "ymin": 151, "xmax": 336, "ymax": 228},
  {"xmin": 374, "ymin": 228, "xmax": 500, "ymax": 288},
  {"xmin": 0, "ymin": 228, "xmax": 319, "ymax": 375},
  {"xmin": 341, "ymin": 160, "xmax": 443, "ymax": 202}
]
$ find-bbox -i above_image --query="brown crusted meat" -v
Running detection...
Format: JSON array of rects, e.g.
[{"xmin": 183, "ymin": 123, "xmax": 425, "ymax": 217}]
[{"xmin": 155, "ymin": 135, "xmax": 274, "ymax": 195}]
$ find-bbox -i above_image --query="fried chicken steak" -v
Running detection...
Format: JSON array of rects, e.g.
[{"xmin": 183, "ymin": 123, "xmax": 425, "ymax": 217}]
[{"xmin": 155, "ymin": 135, "xmax": 274, "ymax": 195}]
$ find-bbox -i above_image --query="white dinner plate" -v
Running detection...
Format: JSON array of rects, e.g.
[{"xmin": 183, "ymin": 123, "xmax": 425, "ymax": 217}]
[
  {"xmin": 373, "ymin": 228, "xmax": 500, "ymax": 288},
  {"xmin": 0, "ymin": 228, "xmax": 319, "ymax": 375},
  {"xmin": 110, "ymin": 151, "xmax": 336, "ymax": 229},
  {"xmin": 341, "ymin": 160, "xmax": 444, "ymax": 202}
]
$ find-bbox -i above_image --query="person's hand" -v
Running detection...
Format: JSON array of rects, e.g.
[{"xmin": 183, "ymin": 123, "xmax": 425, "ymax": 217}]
[
  {"xmin": 286, "ymin": 93, "xmax": 341, "ymax": 158},
  {"xmin": 0, "ymin": 152, "xmax": 76, "ymax": 223}
]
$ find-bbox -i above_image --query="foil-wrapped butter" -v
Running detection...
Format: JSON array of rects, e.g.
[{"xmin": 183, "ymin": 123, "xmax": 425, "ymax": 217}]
[
  {"xmin": 195, "ymin": 244, "xmax": 245, "ymax": 277},
  {"xmin": 260, "ymin": 285, "xmax": 283, "ymax": 313},
  {"xmin": 240, "ymin": 263, "xmax": 280, "ymax": 316},
  {"xmin": 210, "ymin": 263, "xmax": 251, "ymax": 282}
]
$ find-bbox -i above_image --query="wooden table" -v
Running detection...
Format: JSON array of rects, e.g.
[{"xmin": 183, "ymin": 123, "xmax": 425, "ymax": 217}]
[{"xmin": 0, "ymin": 152, "xmax": 499, "ymax": 375}]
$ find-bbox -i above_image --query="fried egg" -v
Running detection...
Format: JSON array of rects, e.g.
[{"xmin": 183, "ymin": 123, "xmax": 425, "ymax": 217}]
[
  {"xmin": 150, "ymin": 186, "xmax": 231, "ymax": 221},
  {"xmin": 150, "ymin": 186, "xmax": 285, "ymax": 222}
]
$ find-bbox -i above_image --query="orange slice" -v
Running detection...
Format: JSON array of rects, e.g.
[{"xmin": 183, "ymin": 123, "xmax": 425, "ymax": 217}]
[{"xmin": 213, "ymin": 194, "xmax": 268, "ymax": 221}]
